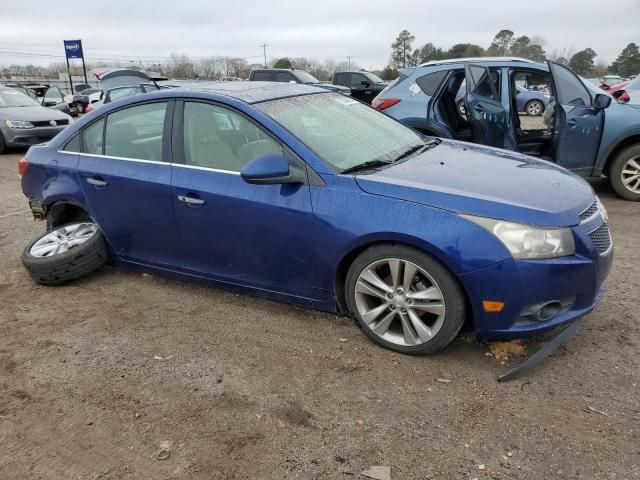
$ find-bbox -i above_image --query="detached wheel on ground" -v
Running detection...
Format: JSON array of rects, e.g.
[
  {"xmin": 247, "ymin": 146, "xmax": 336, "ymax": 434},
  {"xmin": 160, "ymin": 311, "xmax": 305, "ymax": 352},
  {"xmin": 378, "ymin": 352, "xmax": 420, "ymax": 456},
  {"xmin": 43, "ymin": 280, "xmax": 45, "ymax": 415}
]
[
  {"xmin": 525, "ymin": 100, "xmax": 544, "ymax": 116},
  {"xmin": 345, "ymin": 244, "xmax": 467, "ymax": 355},
  {"xmin": 22, "ymin": 222, "xmax": 109, "ymax": 286},
  {"xmin": 609, "ymin": 144, "xmax": 640, "ymax": 201}
]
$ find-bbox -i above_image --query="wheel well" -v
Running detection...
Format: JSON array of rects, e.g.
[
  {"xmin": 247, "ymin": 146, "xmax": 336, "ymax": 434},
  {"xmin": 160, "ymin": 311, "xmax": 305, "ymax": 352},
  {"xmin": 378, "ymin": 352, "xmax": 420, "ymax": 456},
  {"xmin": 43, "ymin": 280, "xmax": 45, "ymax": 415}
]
[
  {"xmin": 333, "ymin": 240, "xmax": 475, "ymax": 331},
  {"xmin": 46, "ymin": 202, "xmax": 91, "ymax": 229},
  {"xmin": 604, "ymin": 135, "xmax": 640, "ymax": 175}
]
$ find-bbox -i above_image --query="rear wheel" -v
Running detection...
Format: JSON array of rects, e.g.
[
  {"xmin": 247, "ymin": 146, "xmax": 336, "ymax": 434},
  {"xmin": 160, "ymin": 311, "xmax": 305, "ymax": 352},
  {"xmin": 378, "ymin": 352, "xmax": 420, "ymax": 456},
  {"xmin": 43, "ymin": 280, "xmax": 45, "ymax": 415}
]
[
  {"xmin": 0, "ymin": 132, "xmax": 6, "ymax": 154},
  {"xmin": 609, "ymin": 144, "xmax": 640, "ymax": 201},
  {"xmin": 345, "ymin": 244, "xmax": 466, "ymax": 355},
  {"xmin": 22, "ymin": 222, "xmax": 109, "ymax": 285},
  {"xmin": 525, "ymin": 100, "xmax": 544, "ymax": 116}
]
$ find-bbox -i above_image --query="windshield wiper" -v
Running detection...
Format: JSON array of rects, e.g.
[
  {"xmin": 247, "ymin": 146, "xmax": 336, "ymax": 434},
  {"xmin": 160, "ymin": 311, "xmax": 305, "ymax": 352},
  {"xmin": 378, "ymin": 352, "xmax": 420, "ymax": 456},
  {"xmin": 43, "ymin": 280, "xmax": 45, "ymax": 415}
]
[
  {"xmin": 394, "ymin": 138, "xmax": 442, "ymax": 162},
  {"xmin": 341, "ymin": 159, "xmax": 394, "ymax": 174}
]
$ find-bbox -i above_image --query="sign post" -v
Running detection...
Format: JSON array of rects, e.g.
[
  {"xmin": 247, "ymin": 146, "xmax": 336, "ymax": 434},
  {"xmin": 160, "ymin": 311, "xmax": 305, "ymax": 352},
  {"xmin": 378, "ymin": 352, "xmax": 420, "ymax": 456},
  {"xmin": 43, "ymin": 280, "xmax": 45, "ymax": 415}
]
[{"xmin": 63, "ymin": 40, "xmax": 88, "ymax": 93}]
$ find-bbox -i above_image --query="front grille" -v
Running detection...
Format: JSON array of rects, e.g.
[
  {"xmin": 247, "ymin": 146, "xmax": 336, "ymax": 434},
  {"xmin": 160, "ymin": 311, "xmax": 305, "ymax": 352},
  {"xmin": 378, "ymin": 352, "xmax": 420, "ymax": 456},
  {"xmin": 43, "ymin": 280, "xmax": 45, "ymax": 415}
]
[
  {"xmin": 31, "ymin": 119, "xmax": 69, "ymax": 127},
  {"xmin": 588, "ymin": 223, "xmax": 613, "ymax": 255},
  {"xmin": 579, "ymin": 200, "xmax": 598, "ymax": 222}
]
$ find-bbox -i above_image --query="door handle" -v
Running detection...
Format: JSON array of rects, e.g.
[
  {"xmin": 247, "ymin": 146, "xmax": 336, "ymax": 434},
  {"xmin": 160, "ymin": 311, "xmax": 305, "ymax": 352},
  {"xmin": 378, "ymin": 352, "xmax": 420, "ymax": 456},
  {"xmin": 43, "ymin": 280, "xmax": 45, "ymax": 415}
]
[
  {"xmin": 567, "ymin": 119, "xmax": 577, "ymax": 127},
  {"xmin": 86, "ymin": 177, "xmax": 107, "ymax": 188},
  {"xmin": 177, "ymin": 195, "xmax": 205, "ymax": 206}
]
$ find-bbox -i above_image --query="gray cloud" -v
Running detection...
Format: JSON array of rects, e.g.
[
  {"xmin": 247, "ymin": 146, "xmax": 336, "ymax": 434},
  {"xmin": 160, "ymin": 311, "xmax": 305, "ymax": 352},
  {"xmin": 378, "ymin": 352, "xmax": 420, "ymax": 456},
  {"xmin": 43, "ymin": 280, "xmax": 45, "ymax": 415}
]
[{"xmin": 1, "ymin": 0, "xmax": 638, "ymax": 68}]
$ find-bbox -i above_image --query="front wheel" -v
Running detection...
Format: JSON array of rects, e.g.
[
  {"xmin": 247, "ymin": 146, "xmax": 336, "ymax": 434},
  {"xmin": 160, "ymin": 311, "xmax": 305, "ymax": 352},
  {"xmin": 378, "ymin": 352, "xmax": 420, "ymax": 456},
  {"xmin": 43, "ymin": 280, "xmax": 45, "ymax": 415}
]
[
  {"xmin": 22, "ymin": 222, "xmax": 109, "ymax": 285},
  {"xmin": 525, "ymin": 100, "xmax": 544, "ymax": 116},
  {"xmin": 345, "ymin": 244, "xmax": 467, "ymax": 355},
  {"xmin": 609, "ymin": 144, "xmax": 640, "ymax": 201}
]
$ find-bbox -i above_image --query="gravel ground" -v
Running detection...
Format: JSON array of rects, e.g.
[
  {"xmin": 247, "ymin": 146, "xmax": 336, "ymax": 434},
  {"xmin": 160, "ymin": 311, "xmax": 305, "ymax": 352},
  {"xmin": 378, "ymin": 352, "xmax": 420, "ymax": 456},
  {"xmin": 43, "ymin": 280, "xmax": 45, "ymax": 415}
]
[{"xmin": 0, "ymin": 151, "xmax": 638, "ymax": 480}]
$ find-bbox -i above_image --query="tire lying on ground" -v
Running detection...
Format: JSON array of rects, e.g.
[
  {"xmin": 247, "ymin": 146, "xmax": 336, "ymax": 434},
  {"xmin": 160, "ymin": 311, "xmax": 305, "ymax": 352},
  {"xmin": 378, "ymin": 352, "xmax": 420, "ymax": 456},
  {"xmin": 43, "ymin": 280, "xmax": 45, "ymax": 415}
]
[{"xmin": 21, "ymin": 222, "xmax": 109, "ymax": 286}]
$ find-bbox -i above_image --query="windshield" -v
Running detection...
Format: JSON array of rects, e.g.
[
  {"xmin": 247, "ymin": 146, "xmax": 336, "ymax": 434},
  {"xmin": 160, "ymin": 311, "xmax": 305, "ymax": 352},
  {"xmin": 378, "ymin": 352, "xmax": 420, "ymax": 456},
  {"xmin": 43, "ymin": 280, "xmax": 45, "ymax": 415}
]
[
  {"xmin": 295, "ymin": 71, "xmax": 321, "ymax": 84},
  {"xmin": 0, "ymin": 89, "xmax": 40, "ymax": 107},
  {"xmin": 256, "ymin": 93, "xmax": 424, "ymax": 171},
  {"xmin": 363, "ymin": 72, "xmax": 384, "ymax": 83}
]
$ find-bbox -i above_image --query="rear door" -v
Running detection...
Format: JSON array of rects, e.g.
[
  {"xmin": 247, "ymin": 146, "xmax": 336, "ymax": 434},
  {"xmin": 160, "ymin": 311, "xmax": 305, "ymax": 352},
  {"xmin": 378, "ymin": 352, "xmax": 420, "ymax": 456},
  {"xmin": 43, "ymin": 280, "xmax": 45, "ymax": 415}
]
[
  {"xmin": 170, "ymin": 100, "xmax": 318, "ymax": 298},
  {"xmin": 464, "ymin": 64, "xmax": 513, "ymax": 149},
  {"xmin": 547, "ymin": 61, "xmax": 604, "ymax": 173},
  {"xmin": 77, "ymin": 100, "xmax": 180, "ymax": 267}
]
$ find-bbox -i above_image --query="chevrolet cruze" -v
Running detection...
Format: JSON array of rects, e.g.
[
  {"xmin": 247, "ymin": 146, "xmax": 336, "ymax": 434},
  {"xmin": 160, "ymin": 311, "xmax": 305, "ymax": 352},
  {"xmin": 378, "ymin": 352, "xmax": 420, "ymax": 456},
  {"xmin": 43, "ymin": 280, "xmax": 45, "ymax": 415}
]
[{"xmin": 18, "ymin": 82, "xmax": 613, "ymax": 354}]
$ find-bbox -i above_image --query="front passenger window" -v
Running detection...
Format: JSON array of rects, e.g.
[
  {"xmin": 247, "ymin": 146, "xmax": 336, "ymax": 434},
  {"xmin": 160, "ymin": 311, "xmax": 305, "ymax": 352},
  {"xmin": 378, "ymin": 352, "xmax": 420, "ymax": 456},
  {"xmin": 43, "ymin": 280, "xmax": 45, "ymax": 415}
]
[{"xmin": 183, "ymin": 102, "xmax": 283, "ymax": 172}]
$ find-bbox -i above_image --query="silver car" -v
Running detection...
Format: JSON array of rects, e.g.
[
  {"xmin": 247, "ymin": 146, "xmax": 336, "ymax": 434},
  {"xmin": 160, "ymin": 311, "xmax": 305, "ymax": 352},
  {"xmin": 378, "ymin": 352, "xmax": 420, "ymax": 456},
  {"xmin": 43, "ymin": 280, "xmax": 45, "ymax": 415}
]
[{"xmin": 0, "ymin": 87, "xmax": 72, "ymax": 154}]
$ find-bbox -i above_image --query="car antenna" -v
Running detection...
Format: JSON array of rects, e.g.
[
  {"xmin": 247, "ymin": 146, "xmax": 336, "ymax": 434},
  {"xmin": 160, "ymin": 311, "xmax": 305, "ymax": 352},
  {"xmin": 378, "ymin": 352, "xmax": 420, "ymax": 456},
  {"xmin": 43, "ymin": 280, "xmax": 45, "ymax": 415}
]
[{"xmin": 135, "ymin": 61, "xmax": 160, "ymax": 89}]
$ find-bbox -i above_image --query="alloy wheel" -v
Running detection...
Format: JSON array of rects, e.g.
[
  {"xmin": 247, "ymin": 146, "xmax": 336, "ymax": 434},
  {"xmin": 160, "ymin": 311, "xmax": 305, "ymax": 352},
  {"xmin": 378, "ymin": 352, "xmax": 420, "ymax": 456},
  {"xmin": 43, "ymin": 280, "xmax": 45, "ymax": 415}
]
[
  {"xmin": 353, "ymin": 258, "xmax": 446, "ymax": 347},
  {"xmin": 621, "ymin": 156, "xmax": 640, "ymax": 193},
  {"xmin": 29, "ymin": 223, "xmax": 97, "ymax": 257},
  {"xmin": 526, "ymin": 101, "xmax": 543, "ymax": 116}
]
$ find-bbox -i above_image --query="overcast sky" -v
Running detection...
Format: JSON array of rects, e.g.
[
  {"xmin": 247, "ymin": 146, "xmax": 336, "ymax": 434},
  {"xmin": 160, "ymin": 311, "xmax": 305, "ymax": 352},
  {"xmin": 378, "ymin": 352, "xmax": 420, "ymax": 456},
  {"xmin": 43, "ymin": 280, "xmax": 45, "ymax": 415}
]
[{"xmin": 1, "ymin": 0, "xmax": 638, "ymax": 69}]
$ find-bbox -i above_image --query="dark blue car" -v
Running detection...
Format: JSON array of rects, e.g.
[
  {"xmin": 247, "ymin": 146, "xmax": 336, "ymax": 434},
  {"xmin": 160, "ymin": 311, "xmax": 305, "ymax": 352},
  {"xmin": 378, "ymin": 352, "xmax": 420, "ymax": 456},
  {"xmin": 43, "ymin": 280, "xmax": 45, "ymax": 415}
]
[{"xmin": 19, "ymin": 82, "xmax": 612, "ymax": 354}]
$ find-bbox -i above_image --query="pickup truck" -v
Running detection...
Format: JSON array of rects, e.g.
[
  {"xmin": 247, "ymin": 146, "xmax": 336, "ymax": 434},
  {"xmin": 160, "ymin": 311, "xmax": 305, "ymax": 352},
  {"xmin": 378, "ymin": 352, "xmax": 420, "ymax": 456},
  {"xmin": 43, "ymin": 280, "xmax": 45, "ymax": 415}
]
[
  {"xmin": 249, "ymin": 69, "xmax": 350, "ymax": 95},
  {"xmin": 332, "ymin": 71, "xmax": 387, "ymax": 103}
]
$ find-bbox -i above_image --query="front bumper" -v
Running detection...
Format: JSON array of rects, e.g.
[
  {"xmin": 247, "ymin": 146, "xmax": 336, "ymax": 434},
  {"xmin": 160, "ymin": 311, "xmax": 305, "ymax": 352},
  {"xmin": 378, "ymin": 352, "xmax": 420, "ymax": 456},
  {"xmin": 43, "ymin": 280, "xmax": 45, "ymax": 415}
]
[
  {"xmin": 1, "ymin": 125, "xmax": 67, "ymax": 147},
  {"xmin": 459, "ymin": 218, "xmax": 613, "ymax": 340}
]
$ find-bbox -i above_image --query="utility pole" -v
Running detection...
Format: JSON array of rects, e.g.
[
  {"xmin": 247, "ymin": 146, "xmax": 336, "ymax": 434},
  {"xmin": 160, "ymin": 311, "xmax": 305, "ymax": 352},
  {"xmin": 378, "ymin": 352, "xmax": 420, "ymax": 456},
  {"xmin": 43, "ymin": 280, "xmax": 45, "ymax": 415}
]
[
  {"xmin": 403, "ymin": 39, "xmax": 406, "ymax": 68},
  {"xmin": 260, "ymin": 44, "xmax": 269, "ymax": 68},
  {"xmin": 347, "ymin": 56, "xmax": 352, "ymax": 70}
]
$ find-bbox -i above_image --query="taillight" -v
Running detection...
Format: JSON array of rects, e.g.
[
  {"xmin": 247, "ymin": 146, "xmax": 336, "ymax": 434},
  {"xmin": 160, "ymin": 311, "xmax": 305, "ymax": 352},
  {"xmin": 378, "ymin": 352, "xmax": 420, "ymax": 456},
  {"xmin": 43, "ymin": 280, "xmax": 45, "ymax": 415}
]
[
  {"xmin": 372, "ymin": 97, "xmax": 400, "ymax": 111},
  {"xmin": 18, "ymin": 157, "xmax": 29, "ymax": 177},
  {"xmin": 85, "ymin": 105, "xmax": 94, "ymax": 113},
  {"xmin": 619, "ymin": 92, "xmax": 630, "ymax": 103}
]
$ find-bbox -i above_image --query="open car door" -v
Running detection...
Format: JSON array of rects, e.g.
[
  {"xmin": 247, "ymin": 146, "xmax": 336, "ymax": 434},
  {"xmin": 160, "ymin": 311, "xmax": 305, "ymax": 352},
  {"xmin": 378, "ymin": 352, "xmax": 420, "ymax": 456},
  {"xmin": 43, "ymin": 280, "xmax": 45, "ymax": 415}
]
[
  {"xmin": 464, "ymin": 64, "xmax": 514, "ymax": 150},
  {"xmin": 547, "ymin": 61, "xmax": 604, "ymax": 174}
]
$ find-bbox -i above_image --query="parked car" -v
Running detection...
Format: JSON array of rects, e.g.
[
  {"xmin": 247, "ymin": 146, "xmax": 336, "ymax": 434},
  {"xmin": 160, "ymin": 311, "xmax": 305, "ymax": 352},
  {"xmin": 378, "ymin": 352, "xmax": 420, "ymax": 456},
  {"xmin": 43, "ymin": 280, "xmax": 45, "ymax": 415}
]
[
  {"xmin": 372, "ymin": 57, "xmax": 640, "ymax": 200},
  {"xmin": 73, "ymin": 88, "xmax": 103, "ymax": 113},
  {"xmin": 0, "ymin": 86, "xmax": 72, "ymax": 153},
  {"xmin": 332, "ymin": 71, "xmax": 386, "ymax": 103},
  {"xmin": 249, "ymin": 69, "xmax": 350, "ymax": 95},
  {"xmin": 19, "ymin": 82, "xmax": 611, "ymax": 355},
  {"xmin": 455, "ymin": 83, "xmax": 549, "ymax": 116},
  {"xmin": 2, "ymin": 82, "xmax": 75, "ymax": 116},
  {"xmin": 605, "ymin": 78, "xmax": 640, "ymax": 104}
]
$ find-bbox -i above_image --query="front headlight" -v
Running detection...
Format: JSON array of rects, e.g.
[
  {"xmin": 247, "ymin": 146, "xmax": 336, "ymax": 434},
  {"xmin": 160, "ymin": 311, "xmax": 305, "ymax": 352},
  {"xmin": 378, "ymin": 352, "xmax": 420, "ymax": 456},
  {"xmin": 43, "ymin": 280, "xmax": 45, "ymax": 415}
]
[
  {"xmin": 462, "ymin": 215, "xmax": 575, "ymax": 259},
  {"xmin": 5, "ymin": 120, "xmax": 34, "ymax": 129}
]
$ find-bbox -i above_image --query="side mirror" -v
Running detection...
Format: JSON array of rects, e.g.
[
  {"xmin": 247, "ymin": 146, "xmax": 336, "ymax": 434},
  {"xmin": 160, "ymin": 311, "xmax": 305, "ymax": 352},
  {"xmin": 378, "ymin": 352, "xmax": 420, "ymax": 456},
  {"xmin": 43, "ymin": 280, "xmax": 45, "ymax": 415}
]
[
  {"xmin": 241, "ymin": 154, "xmax": 301, "ymax": 185},
  {"xmin": 594, "ymin": 93, "xmax": 612, "ymax": 109}
]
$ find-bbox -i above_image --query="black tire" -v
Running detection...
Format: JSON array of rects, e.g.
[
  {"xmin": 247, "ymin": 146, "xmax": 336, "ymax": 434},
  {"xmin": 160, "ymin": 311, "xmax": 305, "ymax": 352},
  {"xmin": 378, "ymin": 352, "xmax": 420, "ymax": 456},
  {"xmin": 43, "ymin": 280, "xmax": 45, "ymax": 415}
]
[
  {"xmin": 609, "ymin": 144, "xmax": 640, "ymax": 201},
  {"xmin": 21, "ymin": 222, "xmax": 109, "ymax": 286},
  {"xmin": 0, "ymin": 132, "xmax": 6, "ymax": 155},
  {"xmin": 525, "ymin": 100, "xmax": 544, "ymax": 116},
  {"xmin": 345, "ymin": 244, "xmax": 467, "ymax": 355}
]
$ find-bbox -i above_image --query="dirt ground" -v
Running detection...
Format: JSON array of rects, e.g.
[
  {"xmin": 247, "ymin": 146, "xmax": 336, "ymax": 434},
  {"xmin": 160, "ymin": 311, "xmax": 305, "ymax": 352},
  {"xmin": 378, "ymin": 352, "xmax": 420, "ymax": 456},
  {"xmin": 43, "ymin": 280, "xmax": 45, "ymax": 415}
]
[{"xmin": 0, "ymin": 150, "xmax": 638, "ymax": 480}]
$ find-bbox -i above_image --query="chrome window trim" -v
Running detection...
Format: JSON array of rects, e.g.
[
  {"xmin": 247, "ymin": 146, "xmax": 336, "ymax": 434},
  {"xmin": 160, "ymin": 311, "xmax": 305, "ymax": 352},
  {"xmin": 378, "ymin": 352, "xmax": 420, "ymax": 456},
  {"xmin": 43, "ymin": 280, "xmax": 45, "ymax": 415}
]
[{"xmin": 56, "ymin": 149, "xmax": 241, "ymax": 175}]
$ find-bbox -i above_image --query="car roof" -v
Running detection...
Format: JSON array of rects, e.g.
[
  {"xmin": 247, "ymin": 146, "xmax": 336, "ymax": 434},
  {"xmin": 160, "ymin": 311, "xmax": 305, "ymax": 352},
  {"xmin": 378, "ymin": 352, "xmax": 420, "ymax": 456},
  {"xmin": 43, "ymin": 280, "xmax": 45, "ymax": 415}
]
[
  {"xmin": 418, "ymin": 56, "xmax": 538, "ymax": 67},
  {"xmin": 163, "ymin": 81, "xmax": 326, "ymax": 104}
]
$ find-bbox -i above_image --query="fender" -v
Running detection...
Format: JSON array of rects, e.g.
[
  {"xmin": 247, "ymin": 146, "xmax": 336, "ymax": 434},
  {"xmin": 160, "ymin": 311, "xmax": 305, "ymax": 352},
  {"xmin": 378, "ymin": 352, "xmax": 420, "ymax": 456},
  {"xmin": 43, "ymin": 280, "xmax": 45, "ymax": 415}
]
[{"xmin": 594, "ymin": 128, "xmax": 640, "ymax": 176}]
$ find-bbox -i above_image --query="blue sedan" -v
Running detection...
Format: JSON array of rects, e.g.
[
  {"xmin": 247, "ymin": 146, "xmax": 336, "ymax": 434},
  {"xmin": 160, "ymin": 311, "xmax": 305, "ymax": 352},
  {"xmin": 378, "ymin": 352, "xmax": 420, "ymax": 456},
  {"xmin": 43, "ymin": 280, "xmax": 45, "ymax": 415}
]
[
  {"xmin": 455, "ymin": 83, "xmax": 549, "ymax": 116},
  {"xmin": 19, "ymin": 83, "xmax": 612, "ymax": 354}
]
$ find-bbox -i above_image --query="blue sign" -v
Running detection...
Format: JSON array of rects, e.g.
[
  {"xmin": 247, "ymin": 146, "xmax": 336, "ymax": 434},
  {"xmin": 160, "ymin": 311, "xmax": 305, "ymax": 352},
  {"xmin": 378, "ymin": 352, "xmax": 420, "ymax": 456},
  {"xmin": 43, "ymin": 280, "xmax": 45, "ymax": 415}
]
[{"xmin": 63, "ymin": 40, "xmax": 84, "ymax": 60}]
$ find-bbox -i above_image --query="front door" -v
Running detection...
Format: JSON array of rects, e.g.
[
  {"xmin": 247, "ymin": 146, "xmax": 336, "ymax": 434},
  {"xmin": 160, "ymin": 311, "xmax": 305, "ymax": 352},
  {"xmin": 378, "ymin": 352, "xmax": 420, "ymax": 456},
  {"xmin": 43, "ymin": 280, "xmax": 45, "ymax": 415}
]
[
  {"xmin": 170, "ymin": 100, "xmax": 317, "ymax": 299},
  {"xmin": 548, "ymin": 62, "xmax": 604, "ymax": 174},
  {"xmin": 77, "ymin": 100, "xmax": 180, "ymax": 267},
  {"xmin": 464, "ymin": 64, "xmax": 513, "ymax": 150}
]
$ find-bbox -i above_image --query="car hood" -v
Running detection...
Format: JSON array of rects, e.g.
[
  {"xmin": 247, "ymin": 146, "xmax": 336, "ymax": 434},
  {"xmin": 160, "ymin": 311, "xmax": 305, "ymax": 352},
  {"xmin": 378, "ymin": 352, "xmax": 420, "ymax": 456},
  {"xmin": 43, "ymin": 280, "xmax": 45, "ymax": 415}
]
[
  {"xmin": 354, "ymin": 140, "xmax": 594, "ymax": 227},
  {"xmin": 0, "ymin": 106, "xmax": 70, "ymax": 122}
]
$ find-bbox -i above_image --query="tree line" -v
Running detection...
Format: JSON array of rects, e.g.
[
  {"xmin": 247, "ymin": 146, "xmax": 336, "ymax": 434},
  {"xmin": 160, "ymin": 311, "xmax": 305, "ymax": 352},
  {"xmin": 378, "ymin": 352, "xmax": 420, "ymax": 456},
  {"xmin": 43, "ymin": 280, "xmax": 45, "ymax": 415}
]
[{"xmin": 383, "ymin": 29, "xmax": 640, "ymax": 80}]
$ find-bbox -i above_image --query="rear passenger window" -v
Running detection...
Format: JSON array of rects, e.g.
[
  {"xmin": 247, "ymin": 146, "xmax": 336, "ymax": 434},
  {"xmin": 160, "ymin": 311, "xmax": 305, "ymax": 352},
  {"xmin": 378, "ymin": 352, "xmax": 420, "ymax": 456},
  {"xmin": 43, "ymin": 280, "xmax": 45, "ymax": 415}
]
[
  {"xmin": 416, "ymin": 70, "xmax": 448, "ymax": 96},
  {"xmin": 104, "ymin": 102, "xmax": 167, "ymax": 162},
  {"xmin": 252, "ymin": 71, "xmax": 272, "ymax": 81},
  {"xmin": 275, "ymin": 72, "xmax": 294, "ymax": 82},
  {"xmin": 182, "ymin": 102, "xmax": 282, "ymax": 172},
  {"xmin": 82, "ymin": 119, "xmax": 104, "ymax": 155},
  {"xmin": 62, "ymin": 134, "xmax": 81, "ymax": 152}
]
